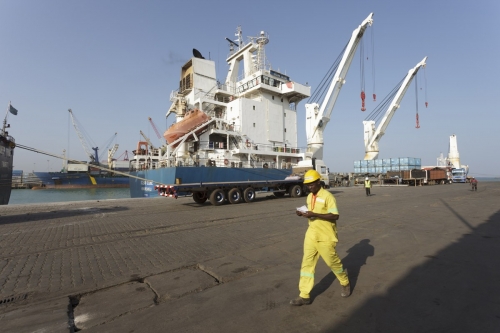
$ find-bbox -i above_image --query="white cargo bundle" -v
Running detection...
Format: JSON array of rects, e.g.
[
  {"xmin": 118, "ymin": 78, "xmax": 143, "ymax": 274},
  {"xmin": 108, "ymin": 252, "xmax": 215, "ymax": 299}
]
[{"xmin": 67, "ymin": 163, "xmax": 88, "ymax": 172}]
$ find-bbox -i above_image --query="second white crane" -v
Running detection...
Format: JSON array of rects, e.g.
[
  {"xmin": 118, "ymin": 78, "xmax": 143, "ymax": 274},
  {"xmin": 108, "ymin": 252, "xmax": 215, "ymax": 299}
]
[{"xmin": 363, "ymin": 57, "xmax": 427, "ymax": 160}]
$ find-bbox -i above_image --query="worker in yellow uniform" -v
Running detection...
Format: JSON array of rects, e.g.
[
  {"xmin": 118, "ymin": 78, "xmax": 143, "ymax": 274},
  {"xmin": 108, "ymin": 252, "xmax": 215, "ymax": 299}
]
[
  {"xmin": 290, "ymin": 170, "xmax": 350, "ymax": 306},
  {"xmin": 364, "ymin": 177, "xmax": 371, "ymax": 196}
]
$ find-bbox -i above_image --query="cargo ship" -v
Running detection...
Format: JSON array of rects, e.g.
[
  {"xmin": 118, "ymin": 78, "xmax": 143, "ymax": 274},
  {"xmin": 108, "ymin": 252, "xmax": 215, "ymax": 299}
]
[
  {"xmin": 129, "ymin": 27, "xmax": 312, "ymax": 198},
  {"xmin": 34, "ymin": 162, "xmax": 129, "ymax": 189},
  {"xmin": 0, "ymin": 107, "xmax": 15, "ymax": 204}
]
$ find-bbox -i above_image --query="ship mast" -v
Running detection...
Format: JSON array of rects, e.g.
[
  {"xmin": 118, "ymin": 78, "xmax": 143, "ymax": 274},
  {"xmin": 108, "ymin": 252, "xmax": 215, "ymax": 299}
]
[
  {"xmin": 2, "ymin": 102, "xmax": 11, "ymax": 137},
  {"xmin": 252, "ymin": 31, "xmax": 269, "ymax": 73}
]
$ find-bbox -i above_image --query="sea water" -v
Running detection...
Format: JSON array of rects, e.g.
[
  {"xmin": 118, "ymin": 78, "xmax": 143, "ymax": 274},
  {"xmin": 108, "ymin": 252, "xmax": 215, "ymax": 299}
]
[{"xmin": 8, "ymin": 188, "xmax": 131, "ymax": 205}]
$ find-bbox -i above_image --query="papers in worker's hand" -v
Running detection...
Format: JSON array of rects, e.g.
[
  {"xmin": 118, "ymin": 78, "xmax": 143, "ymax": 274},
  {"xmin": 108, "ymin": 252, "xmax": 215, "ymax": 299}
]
[{"xmin": 296, "ymin": 205, "xmax": 308, "ymax": 213}]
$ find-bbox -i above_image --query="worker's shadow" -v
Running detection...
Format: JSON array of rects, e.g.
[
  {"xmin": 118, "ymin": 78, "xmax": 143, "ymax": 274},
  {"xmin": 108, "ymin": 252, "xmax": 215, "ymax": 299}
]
[{"xmin": 310, "ymin": 239, "xmax": 374, "ymax": 300}]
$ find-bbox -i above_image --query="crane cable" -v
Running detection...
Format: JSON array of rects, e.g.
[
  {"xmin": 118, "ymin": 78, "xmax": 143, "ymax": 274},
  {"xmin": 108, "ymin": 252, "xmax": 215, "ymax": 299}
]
[
  {"xmin": 15, "ymin": 143, "xmax": 170, "ymax": 186},
  {"xmin": 415, "ymin": 75, "xmax": 420, "ymax": 128},
  {"xmin": 364, "ymin": 76, "xmax": 405, "ymax": 124},
  {"xmin": 424, "ymin": 66, "xmax": 428, "ymax": 108},
  {"xmin": 371, "ymin": 25, "xmax": 376, "ymax": 102},
  {"xmin": 307, "ymin": 44, "xmax": 345, "ymax": 105},
  {"xmin": 359, "ymin": 39, "xmax": 366, "ymax": 111}
]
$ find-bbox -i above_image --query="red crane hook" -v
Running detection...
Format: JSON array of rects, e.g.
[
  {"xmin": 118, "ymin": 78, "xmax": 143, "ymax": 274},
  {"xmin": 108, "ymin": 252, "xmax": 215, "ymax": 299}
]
[{"xmin": 360, "ymin": 91, "xmax": 366, "ymax": 111}]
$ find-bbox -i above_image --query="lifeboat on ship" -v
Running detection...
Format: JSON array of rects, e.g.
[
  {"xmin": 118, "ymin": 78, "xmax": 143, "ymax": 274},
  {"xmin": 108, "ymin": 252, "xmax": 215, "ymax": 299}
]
[{"xmin": 164, "ymin": 109, "xmax": 211, "ymax": 144}]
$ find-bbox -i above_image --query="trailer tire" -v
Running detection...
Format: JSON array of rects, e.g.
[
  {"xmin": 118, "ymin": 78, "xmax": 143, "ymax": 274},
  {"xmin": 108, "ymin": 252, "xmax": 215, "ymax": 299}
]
[
  {"xmin": 243, "ymin": 187, "xmax": 256, "ymax": 203},
  {"xmin": 192, "ymin": 191, "xmax": 208, "ymax": 204},
  {"xmin": 228, "ymin": 188, "xmax": 242, "ymax": 204},
  {"xmin": 290, "ymin": 185, "xmax": 303, "ymax": 198},
  {"xmin": 209, "ymin": 189, "xmax": 226, "ymax": 206}
]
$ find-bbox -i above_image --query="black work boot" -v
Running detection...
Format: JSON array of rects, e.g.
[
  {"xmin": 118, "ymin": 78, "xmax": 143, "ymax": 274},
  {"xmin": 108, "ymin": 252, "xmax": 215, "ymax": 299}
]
[
  {"xmin": 341, "ymin": 283, "xmax": 351, "ymax": 298},
  {"xmin": 341, "ymin": 269, "xmax": 351, "ymax": 298},
  {"xmin": 290, "ymin": 297, "xmax": 311, "ymax": 306}
]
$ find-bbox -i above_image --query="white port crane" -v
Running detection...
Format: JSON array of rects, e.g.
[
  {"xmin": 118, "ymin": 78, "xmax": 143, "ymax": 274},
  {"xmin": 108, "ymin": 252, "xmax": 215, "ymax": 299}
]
[
  {"xmin": 363, "ymin": 57, "xmax": 427, "ymax": 160},
  {"xmin": 68, "ymin": 108, "xmax": 97, "ymax": 163},
  {"xmin": 301, "ymin": 13, "xmax": 374, "ymax": 173},
  {"xmin": 69, "ymin": 109, "xmax": 118, "ymax": 164},
  {"xmin": 107, "ymin": 143, "xmax": 119, "ymax": 168}
]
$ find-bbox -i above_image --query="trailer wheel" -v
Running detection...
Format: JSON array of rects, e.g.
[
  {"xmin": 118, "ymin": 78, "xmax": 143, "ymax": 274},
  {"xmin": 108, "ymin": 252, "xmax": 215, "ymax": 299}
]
[
  {"xmin": 228, "ymin": 188, "xmax": 242, "ymax": 204},
  {"xmin": 243, "ymin": 187, "xmax": 256, "ymax": 203},
  {"xmin": 290, "ymin": 185, "xmax": 303, "ymax": 198},
  {"xmin": 209, "ymin": 189, "xmax": 226, "ymax": 206},
  {"xmin": 192, "ymin": 191, "xmax": 208, "ymax": 204}
]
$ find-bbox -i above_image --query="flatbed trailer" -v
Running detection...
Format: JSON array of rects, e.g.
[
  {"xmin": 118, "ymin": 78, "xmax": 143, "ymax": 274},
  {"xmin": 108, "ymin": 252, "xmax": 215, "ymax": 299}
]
[{"xmin": 154, "ymin": 178, "xmax": 306, "ymax": 206}]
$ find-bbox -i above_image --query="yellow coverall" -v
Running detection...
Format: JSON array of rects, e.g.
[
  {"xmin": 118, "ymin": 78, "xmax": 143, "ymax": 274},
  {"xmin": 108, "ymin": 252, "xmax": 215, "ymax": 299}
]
[{"xmin": 299, "ymin": 188, "xmax": 349, "ymax": 299}]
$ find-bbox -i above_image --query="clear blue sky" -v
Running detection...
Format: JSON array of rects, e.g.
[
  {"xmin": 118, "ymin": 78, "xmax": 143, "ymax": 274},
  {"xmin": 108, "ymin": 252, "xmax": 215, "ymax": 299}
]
[{"xmin": 1, "ymin": 0, "xmax": 499, "ymax": 177}]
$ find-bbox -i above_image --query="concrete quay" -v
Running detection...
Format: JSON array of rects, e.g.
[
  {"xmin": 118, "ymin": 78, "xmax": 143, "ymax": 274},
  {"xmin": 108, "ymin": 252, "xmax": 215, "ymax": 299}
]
[{"xmin": 0, "ymin": 182, "xmax": 499, "ymax": 332}]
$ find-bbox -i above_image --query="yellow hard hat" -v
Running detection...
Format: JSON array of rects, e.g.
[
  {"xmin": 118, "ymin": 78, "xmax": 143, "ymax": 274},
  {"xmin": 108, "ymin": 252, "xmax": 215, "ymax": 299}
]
[{"xmin": 304, "ymin": 169, "xmax": 321, "ymax": 184}]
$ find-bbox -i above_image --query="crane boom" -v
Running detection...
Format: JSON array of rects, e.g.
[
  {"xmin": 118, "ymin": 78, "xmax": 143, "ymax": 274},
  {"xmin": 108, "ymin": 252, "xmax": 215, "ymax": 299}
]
[
  {"xmin": 363, "ymin": 57, "xmax": 427, "ymax": 160},
  {"xmin": 140, "ymin": 130, "xmax": 156, "ymax": 149},
  {"xmin": 68, "ymin": 109, "xmax": 96, "ymax": 162},
  {"xmin": 304, "ymin": 13, "xmax": 373, "ymax": 161},
  {"xmin": 148, "ymin": 117, "xmax": 162, "ymax": 140},
  {"xmin": 107, "ymin": 143, "xmax": 119, "ymax": 168}
]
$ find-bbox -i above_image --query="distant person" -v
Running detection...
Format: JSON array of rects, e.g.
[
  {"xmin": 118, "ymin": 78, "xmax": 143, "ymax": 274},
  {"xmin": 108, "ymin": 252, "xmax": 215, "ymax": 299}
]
[
  {"xmin": 364, "ymin": 177, "xmax": 371, "ymax": 196},
  {"xmin": 470, "ymin": 177, "xmax": 478, "ymax": 191},
  {"xmin": 290, "ymin": 170, "xmax": 350, "ymax": 306}
]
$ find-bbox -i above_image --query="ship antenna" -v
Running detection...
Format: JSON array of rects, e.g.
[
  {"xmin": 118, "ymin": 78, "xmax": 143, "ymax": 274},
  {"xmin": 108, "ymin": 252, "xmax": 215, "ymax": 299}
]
[
  {"xmin": 236, "ymin": 26, "xmax": 244, "ymax": 49},
  {"xmin": 255, "ymin": 31, "xmax": 269, "ymax": 72}
]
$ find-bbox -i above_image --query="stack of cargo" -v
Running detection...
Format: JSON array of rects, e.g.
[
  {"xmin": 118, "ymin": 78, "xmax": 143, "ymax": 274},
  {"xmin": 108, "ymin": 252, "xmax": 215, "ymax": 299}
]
[{"xmin": 354, "ymin": 157, "xmax": 421, "ymax": 174}]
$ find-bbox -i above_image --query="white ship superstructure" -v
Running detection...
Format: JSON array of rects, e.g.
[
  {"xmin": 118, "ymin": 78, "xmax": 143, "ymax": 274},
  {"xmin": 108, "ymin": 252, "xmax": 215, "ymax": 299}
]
[{"xmin": 160, "ymin": 27, "xmax": 310, "ymax": 170}]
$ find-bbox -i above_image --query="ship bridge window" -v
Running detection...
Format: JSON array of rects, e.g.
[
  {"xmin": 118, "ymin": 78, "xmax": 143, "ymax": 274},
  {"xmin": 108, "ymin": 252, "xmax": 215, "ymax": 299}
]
[
  {"xmin": 253, "ymin": 106, "xmax": 255, "ymax": 110},
  {"xmin": 272, "ymin": 96, "xmax": 275, "ymax": 100}
]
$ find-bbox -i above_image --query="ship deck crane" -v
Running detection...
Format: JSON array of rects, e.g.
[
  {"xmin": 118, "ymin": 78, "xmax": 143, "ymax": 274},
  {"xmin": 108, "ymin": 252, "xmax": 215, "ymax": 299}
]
[
  {"xmin": 68, "ymin": 109, "xmax": 97, "ymax": 163},
  {"xmin": 302, "ymin": 13, "xmax": 373, "ymax": 172},
  {"xmin": 140, "ymin": 130, "xmax": 156, "ymax": 150},
  {"xmin": 148, "ymin": 117, "xmax": 164, "ymax": 143},
  {"xmin": 363, "ymin": 57, "xmax": 427, "ymax": 160},
  {"xmin": 107, "ymin": 143, "xmax": 119, "ymax": 168}
]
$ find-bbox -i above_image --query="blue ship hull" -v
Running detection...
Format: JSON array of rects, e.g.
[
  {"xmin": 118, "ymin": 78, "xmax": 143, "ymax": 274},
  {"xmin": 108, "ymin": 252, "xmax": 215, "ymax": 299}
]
[
  {"xmin": 34, "ymin": 172, "xmax": 129, "ymax": 189},
  {"xmin": 0, "ymin": 134, "xmax": 14, "ymax": 204},
  {"xmin": 129, "ymin": 166, "xmax": 292, "ymax": 198}
]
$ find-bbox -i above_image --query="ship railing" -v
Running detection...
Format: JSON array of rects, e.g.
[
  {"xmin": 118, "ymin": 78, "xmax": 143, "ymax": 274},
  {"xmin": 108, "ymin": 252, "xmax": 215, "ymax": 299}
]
[
  {"xmin": 227, "ymin": 141, "xmax": 302, "ymax": 154},
  {"xmin": 198, "ymin": 158, "xmax": 291, "ymax": 170}
]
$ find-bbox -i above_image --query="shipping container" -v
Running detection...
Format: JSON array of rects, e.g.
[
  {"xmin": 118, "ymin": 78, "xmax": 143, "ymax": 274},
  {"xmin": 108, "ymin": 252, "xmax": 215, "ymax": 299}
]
[
  {"xmin": 68, "ymin": 164, "xmax": 89, "ymax": 172},
  {"xmin": 112, "ymin": 161, "xmax": 130, "ymax": 169},
  {"xmin": 411, "ymin": 169, "xmax": 426, "ymax": 178},
  {"xmin": 400, "ymin": 157, "xmax": 410, "ymax": 166},
  {"xmin": 428, "ymin": 168, "xmax": 447, "ymax": 180}
]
